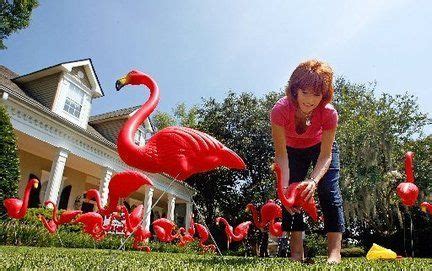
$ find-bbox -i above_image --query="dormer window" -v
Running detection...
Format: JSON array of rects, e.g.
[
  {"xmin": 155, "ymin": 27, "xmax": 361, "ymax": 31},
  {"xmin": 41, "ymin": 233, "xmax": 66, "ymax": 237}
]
[{"xmin": 63, "ymin": 79, "xmax": 84, "ymax": 118}]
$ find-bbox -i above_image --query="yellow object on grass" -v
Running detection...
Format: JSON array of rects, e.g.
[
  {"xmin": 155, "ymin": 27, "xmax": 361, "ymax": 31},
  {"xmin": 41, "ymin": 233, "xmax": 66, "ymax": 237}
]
[{"xmin": 366, "ymin": 243, "xmax": 397, "ymax": 260}]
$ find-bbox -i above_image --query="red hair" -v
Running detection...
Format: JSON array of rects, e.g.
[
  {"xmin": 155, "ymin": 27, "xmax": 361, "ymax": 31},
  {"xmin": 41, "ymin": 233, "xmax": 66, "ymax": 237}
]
[{"xmin": 285, "ymin": 60, "xmax": 334, "ymax": 106}]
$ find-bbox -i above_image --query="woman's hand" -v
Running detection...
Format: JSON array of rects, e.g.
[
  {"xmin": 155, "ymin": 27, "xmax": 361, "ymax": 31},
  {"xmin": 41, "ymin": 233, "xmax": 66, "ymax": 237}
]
[{"xmin": 298, "ymin": 178, "xmax": 317, "ymax": 202}]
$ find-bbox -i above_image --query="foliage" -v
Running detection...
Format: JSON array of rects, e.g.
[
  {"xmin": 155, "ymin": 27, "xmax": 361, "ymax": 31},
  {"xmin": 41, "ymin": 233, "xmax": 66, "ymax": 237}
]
[
  {"xmin": 151, "ymin": 102, "xmax": 199, "ymax": 130},
  {"xmin": 1, "ymin": 246, "xmax": 432, "ymax": 270},
  {"xmin": 0, "ymin": 104, "xmax": 20, "ymax": 215},
  {"xmin": 151, "ymin": 110, "xmax": 176, "ymax": 130},
  {"xmin": 0, "ymin": 0, "xmax": 39, "ymax": 49}
]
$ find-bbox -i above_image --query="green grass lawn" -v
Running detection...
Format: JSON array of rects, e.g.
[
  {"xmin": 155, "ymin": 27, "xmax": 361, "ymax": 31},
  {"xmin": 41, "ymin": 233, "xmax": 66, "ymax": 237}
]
[{"xmin": 0, "ymin": 246, "xmax": 431, "ymax": 270}]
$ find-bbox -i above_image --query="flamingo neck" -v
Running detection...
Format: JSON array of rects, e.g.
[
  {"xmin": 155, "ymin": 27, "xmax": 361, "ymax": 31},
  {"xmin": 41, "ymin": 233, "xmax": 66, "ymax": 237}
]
[
  {"xmin": 18, "ymin": 181, "xmax": 35, "ymax": 217},
  {"xmin": 90, "ymin": 190, "xmax": 106, "ymax": 214},
  {"xmin": 405, "ymin": 152, "xmax": 415, "ymax": 183},
  {"xmin": 46, "ymin": 201, "xmax": 59, "ymax": 224},
  {"xmin": 40, "ymin": 216, "xmax": 56, "ymax": 232},
  {"xmin": 275, "ymin": 164, "xmax": 295, "ymax": 210},
  {"xmin": 117, "ymin": 78, "xmax": 160, "ymax": 166},
  {"xmin": 122, "ymin": 206, "xmax": 133, "ymax": 232},
  {"xmin": 219, "ymin": 218, "xmax": 236, "ymax": 238}
]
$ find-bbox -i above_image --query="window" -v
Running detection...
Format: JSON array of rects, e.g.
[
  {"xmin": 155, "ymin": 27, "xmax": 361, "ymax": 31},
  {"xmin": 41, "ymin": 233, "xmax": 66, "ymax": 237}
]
[{"xmin": 63, "ymin": 80, "xmax": 84, "ymax": 118}]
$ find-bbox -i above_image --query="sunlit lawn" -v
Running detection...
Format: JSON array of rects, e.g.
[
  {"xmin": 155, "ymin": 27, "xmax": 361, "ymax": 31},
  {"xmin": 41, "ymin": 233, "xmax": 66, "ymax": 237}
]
[{"xmin": 1, "ymin": 246, "xmax": 431, "ymax": 270}]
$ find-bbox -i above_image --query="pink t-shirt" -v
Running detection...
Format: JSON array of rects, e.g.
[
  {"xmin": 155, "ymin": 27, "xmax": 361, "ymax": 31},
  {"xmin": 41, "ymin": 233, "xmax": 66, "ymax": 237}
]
[{"xmin": 270, "ymin": 97, "xmax": 338, "ymax": 148}]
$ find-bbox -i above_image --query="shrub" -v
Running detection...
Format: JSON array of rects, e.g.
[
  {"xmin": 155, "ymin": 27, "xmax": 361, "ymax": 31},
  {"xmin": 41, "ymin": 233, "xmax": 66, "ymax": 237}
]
[
  {"xmin": 341, "ymin": 247, "xmax": 366, "ymax": 257},
  {"xmin": 304, "ymin": 233, "xmax": 327, "ymax": 257},
  {"xmin": 0, "ymin": 104, "xmax": 20, "ymax": 216},
  {"xmin": 0, "ymin": 213, "xmax": 205, "ymax": 254}
]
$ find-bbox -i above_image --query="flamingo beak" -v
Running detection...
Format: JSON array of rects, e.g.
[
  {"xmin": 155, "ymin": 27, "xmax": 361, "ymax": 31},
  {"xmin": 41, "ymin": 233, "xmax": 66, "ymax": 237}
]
[
  {"xmin": 421, "ymin": 206, "xmax": 427, "ymax": 213},
  {"xmin": 115, "ymin": 76, "xmax": 128, "ymax": 91},
  {"xmin": 33, "ymin": 181, "xmax": 39, "ymax": 189}
]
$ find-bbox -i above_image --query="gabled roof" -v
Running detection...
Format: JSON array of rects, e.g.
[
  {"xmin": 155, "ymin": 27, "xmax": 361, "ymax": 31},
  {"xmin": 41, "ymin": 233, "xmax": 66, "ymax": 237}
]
[
  {"xmin": 89, "ymin": 105, "xmax": 156, "ymax": 132},
  {"xmin": 12, "ymin": 59, "xmax": 104, "ymax": 98},
  {"xmin": 0, "ymin": 65, "xmax": 27, "ymax": 96},
  {"xmin": 0, "ymin": 64, "xmax": 114, "ymax": 148},
  {"xmin": 89, "ymin": 105, "xmax": 141, "ymax": 123}
]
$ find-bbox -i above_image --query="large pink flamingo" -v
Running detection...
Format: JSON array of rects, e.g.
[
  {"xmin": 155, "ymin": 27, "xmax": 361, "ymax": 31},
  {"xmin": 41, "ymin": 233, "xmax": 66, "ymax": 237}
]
[
  {"xmin": 121, "ymin": 205, "xmax": 152, "ymax": 252},
  {"xmin": 246, "ymin": 200, "xmax": 281, "ymax": 230},
  {"xmin": 274, "ymin": 163, "xmax": 319, "ymax": 221},
  {"xmin": 152, "ymin": 218, "xmax": 177, "ymax": 242},
  {"xmin": 194, "ymin": 222, "xmax": 216, "ymax": 252},
  {"xmin": 420, "ymin": 202, "xmax": 432, "ymax": 215},
  {"xmin": 215, "ymin": 217, "xmax": 252, "ymax": 249},
  {"xmin": 3, "ymin": 178, "xmax": 39, "ymax": 219},
  {"xmin": 397, "ymin": 152, "xmax": 419, "ymax": 206},
  {"xmin": 115, "ymin": 70, "xmax": 246, "ymax": 181},
  {"xmin": 86, "ymin": 170, "xmax": 153, "ymax": 216}
]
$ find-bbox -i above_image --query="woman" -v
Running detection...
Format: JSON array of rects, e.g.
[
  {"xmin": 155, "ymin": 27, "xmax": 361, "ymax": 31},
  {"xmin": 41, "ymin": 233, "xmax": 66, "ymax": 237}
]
[{"xmin": 270, "ymin": 59, "xmax": 345, "ymax": 263}]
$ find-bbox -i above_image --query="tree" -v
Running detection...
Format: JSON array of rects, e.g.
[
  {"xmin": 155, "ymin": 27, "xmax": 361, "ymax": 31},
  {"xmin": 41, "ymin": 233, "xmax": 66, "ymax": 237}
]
[
  {"xmin": 0, "ymin": 104, "xmax": 20, "ymax": 215},
  {"xmin": 151, "ymin": 110, "xmax": 176, "ymax": 130},
  {"xmin": 0, "ymin": 0, "xmax": 39, "ymax": 49},
  {"xmin": 173, "ymin": 102, "xmax": 199, "ymax": 128},
  {"xmin": 151, "ymin": 103, "xmax": 198, "ymax": 131},
  {"xmin": 333, "ymin": 78, "xmax": 431, "ymax": 254}
]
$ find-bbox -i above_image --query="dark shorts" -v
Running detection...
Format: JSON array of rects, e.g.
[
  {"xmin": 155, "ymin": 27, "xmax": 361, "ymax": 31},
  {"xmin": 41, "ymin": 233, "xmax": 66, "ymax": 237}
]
[{"xmin": 282, "ymin": 142, "xmax": 345, "ymax": 233}]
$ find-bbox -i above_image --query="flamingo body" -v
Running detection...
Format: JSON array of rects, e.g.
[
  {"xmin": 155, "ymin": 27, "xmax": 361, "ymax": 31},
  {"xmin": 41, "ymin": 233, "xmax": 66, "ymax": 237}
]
[
  {"xmin": 86, "ymin": 171, "xmax": 153, "ymax": 216},
  {"xmin": 152, "ymin": 218, "xmax": 177, "ymax": 242},
  {"xmin": 194, "ymin": 223, "xmax": 216, "ymax": 252},
  {"xmin": 44, "ymin": 201, "xmax": 81, "ymax": 225},
  {"xmin": 397, "ymin": 152, "xmax": 419, "ymax": 207},
  {"xmin": 268, "ymin": 220, "xmax": 283, "ymax": 237},
  {"xmin": 215, "ymin": 217, "xmax": 252, "ymax": 243},
  {"xmin": 3, "ymin": 179, "xmax": 39, "ymax": 219},
  {"xmin": 274, "ymin": 164, "xmax": 318, "ymax": 221},
  {"xmin": 75, "ymin": 212, "xmax": 109, "ymax": 241}
]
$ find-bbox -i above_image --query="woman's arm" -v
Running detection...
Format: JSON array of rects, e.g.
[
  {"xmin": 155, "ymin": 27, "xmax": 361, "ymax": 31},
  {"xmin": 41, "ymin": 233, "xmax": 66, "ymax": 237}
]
[
  {"xmin": 300, "ymin": 128, "xmax": 336, "ymax": 201},
  {"xmin": 271, "ymin": 123, "xmax": 289, "ymax": 187},
  {"xmin": 272, "ymin": 123, "xmax": 299, "ymax": 214}
]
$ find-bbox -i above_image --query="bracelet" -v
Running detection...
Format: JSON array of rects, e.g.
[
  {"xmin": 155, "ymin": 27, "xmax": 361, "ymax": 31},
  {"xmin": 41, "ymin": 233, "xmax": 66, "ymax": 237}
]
[{"xmin": 309, "ymin": 178, "xmax": 318, "ymax": 185}]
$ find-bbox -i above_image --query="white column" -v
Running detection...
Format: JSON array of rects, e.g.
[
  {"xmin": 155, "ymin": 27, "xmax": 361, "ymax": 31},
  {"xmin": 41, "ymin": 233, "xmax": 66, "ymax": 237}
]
[
  {"xmin": 99, "ymin": 167, "xmax": 113, "ymax": 207},
  {"xmin": 44, "ymin": 148, "xmax": 69, "ymax": 204},
  {"xmin": 185, "ymin": 201, "xmax": 193, "ymax": 230},
  {"xmin": 142, "ymin": 186, "xmax": 154, "ymax": 231},
  {"xmin": 167, "ymin": 194, "xmax": 176, "ymax": 222}
]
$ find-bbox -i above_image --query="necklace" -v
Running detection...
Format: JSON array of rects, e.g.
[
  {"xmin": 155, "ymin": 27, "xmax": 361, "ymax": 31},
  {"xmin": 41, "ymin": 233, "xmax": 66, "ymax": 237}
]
[{"xmin": 298, "ymin": 109, "xmax": 313, "ymax": 126}]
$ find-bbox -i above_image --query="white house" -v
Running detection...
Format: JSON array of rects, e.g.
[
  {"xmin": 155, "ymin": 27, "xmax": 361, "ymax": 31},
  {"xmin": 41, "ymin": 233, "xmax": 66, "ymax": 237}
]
[{"xmin": 0, "ymin": 59, "xmax": 195, "ymax": 230}]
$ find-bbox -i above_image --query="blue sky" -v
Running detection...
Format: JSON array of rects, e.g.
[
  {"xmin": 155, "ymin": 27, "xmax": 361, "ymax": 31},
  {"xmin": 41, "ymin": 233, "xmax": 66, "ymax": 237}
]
[{"xmin": 1, "ymin": 0, "xmax": 431, "ymax": 134}]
